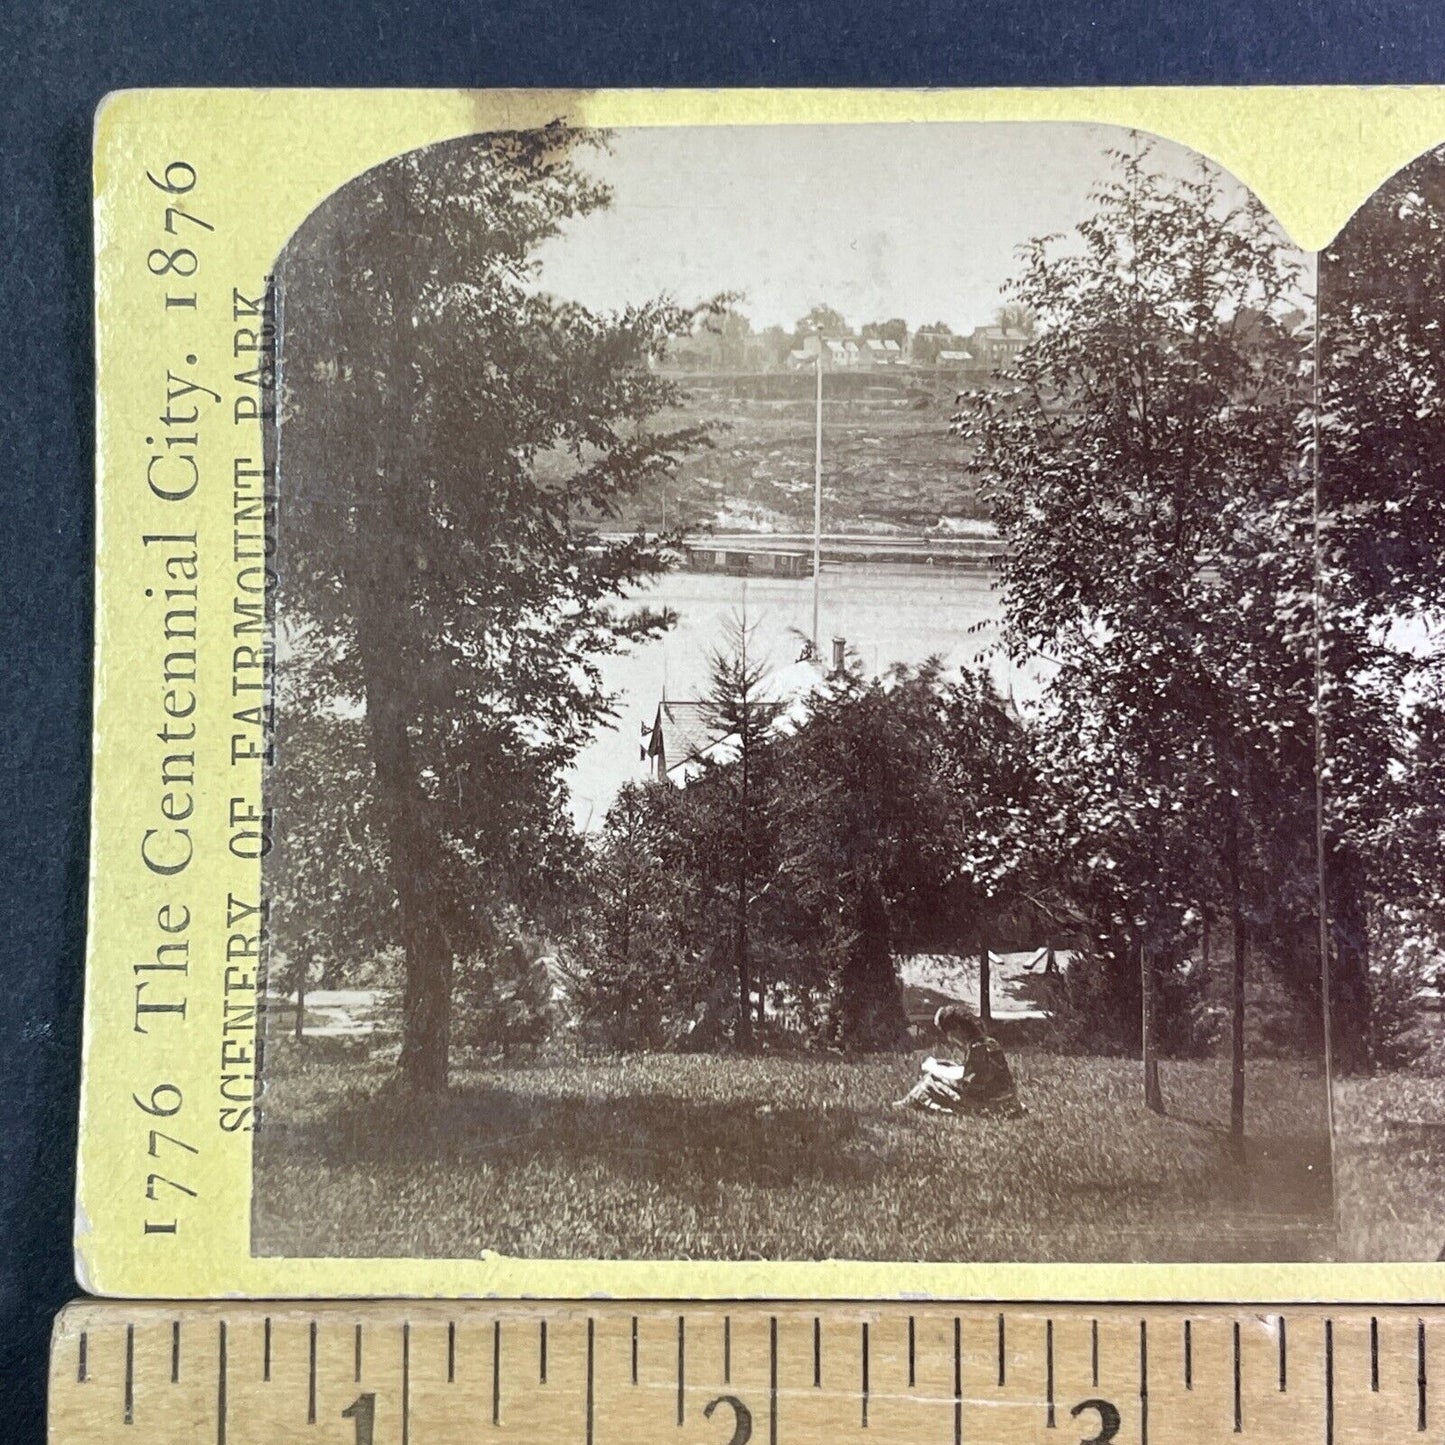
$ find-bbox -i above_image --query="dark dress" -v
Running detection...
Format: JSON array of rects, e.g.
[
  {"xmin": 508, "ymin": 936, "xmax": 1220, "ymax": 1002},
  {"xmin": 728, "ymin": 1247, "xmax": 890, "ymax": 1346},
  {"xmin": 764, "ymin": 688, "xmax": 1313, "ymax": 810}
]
[{"xmin": 897, "ymin": 1037, "xmax": 1024, "ymax": 1116}]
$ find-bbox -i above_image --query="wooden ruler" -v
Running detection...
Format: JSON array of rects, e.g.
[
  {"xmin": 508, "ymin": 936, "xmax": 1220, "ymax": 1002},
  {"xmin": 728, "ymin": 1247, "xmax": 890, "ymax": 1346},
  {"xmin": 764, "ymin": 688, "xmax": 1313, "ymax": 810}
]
[{"xmin": 48, "ymin": 1300, "xmax": 1444, "ymax": 1443}]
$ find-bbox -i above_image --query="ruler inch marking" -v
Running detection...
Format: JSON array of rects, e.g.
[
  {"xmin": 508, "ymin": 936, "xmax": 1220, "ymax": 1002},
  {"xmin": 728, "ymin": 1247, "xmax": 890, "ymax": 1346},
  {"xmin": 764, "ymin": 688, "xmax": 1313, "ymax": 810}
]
[
  {"xmin": 861, "ymin": 1319, "xmax": 869, "ymax": 1428},
  {"xmin": 724, "ymin": 1313, "xmax": 731, "ymax": 1385},
  {"xmin": 77, "ymin": 1330, "xmax": 87, "ymax": 1384},
  {"xmin": 123, "ymin": 1323, "xmax": 134, "ymax": 1425},
  {"xmin": 1139, "ymin": 1318, "xmax": 1149, "ymax": 1445},
  {"xmin": 770, "ymin": 1314, "xmax": 778, "ymax": 1445},
  {"xmin": 216, "ymin": 1321, "xmax": 227, "ymax": 1445},
  {"xmin": 1419, "ymin": 1318, "xmax": 1428, "ymax": 1431},
  {"xmin": 997, "ymin": 1311, "xmax": 1006, "ymax": 1387},
  {"xmin": 1279, "ymin": 1314, "xmax": 1288, "ymax": 1393},
  {"xmin": 307, "ymin": 1320, "xmax": 318, "ymax": 1424},
  {"xmin": 492, "ymin": 1319, "xmax": 501, "ymax": 1426},
  {"xmin": 402, "ymin": 1320, "xmax": 411, "ymax": 1445},
  {"xmin": 170, "ymin": 1319, "xmax": 180, "ymax": 1384},
  {"xmin": 1091, "ymin": 1317, "xmax": 1099, "ymax": 1388},
  {"xmin": 908, "ymin": 1314, "xmax": 916, "ymax": 1388},
  {"xmin": 953, "ymin": 1315, "xmax": 962, "ymax": 1445},
  {"xmin": 1234, "ymin": 1319, "xmax": 1243, "ymax": 1433},
  {"xmin": 539, "ymin": 1318, "xmax": 548, "ymax": 1385},
  {"xmin": 677, "ymin": 1314, "xmax": 685, "ymax": 1426},
  {"xmin": 631, "ymin": 1315, "xmax": 638, "ymax": 1385},
  {"xmin": 813, "ymin": 1315, "xmax": 821, "ymax": 1388},
  {"xmin": 1325, "ymin": 1318, "xmax": 1335, "ymax": 1445},
  {"xmin": 586, "ymin": 1318, "xmax": 595, "ymax": 1445},
  {"xmin": 262, "ymin": 1315, "xmax": 271, "ymax": 1382},
  {"xmin": 1046, "ymin": 1317, "xmax": 1055, "ymax": 1429},
  {"xmin": 447, "ymin": 1319, "xmax": 455, "ymax": 1383},
  {"xmin": 1371, "ymin": 1316, "xmax": 1380, "ymax": 1392},
  {"xmin": 354, "ymin": 1322, "xmax": 363, "ymax": 1383}
]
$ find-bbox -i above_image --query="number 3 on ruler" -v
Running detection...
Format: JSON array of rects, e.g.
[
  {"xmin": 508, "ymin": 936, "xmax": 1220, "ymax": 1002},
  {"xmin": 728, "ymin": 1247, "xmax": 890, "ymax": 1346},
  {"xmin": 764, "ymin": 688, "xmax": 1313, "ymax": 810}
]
[
  {"xmin": 342, "ymin": 1393, "xmax": 375, "ymax": 1444},
  {"xmin": 1070, "ymin": 1397, "xmax": 1121, "ymax": 1443}
]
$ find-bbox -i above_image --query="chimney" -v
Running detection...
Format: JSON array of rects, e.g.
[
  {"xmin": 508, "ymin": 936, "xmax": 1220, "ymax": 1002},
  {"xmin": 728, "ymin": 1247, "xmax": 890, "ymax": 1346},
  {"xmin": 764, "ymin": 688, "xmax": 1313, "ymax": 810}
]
[{"xmin": 831, "ymin": 636, "xmax": 846, "ymax": 675}]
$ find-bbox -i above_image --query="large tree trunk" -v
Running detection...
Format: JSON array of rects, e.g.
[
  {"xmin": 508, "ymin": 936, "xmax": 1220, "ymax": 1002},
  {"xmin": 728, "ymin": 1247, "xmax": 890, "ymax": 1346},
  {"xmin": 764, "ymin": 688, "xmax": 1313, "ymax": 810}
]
[
  {"xmin": 398, "ymin": 914, "xmax": 453, "ymax": 1092},
  {"xmin": 357, "ymin": 188, "xmax": 453, "ymax": 1094},
  {"xmin": 978, "ymin": 940, "xmax": 992, "ymax": 1027},
  {"xmin": 357, "ymin": 615, "xmax": 453, "ymax": 1092},
  {"xmin": 829, "ymin": 875, "xmax": 909, "ymax": 1050},
  {"xmin": 1325, "ymin": 842, "xmax": 1373, "ymax": 1075},
  {"xmin": 1227, "ymin": 812, "xmax": 1247, "ymax": 1154},
  {"xmin": 735, "ymin": 721, "xmax": 754, "ymax": 1050},
  {"xmin": 1141, "ymin": 937, "xmax": 1165, "ymax": 1114},
  {"xmin": 734, "ymin": 903, "xmax": 753, "ymax": 1050}
]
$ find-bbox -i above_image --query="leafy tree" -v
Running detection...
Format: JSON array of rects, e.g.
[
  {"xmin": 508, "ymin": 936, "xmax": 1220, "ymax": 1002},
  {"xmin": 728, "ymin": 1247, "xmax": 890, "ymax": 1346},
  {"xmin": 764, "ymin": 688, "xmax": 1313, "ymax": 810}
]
[
  {"xmin": 956, "ymin": 139, "xmax": 1315, "ymax": 1130},
  {"xmin": 794, "ymin": 304, "xmax": 848, "ymax": 340},
  {"xmin": 775, "ymin": 662, "xmax": 960, "ymax": 1049},
  {"xmin": 575, "ymin": 780, "xmax": 713, "ymax": 1048},
  {"xmin": 1318, "ymin": 145, "xmax": 1445, "ymax": 1068},
  {"xmin": 758, "ymin": 324, "xmax": 793, "ymax": 369},
  {"xmin": 452, "ymin": 927, "xmax": 558, "ymax": 1057},
  {"xmin": 264, "ymin": 634, "xmax": 396, "ymax": 1040},
  {"xmin": 861, "ymin": 317, "xmax": 910, "ymax": 349},
  {"xmin": 269, "ymin": 127, "xmax": 712, "ymax": 1090},
  {"xmin": 993, "ymin": 302, "xmax": 1037, "ymax": 336},
  {"xmin": 929, "ymin": 670, "xmax": 1049, "ymax": 1023},
  {"xmin": 710, "ymin": 309, "xmax": 754, "ymax": 369},
  {"xmin": 910, "ymin": 322, "xmax": 962, "ymax": 366}
]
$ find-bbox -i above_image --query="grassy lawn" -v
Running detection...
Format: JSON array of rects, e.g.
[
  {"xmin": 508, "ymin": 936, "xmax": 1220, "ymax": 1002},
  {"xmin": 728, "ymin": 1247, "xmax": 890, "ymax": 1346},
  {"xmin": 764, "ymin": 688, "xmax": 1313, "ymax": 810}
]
[
  {"xmin": 252, "ymin": 1045, "xmax": 1334, "ymax": 1263},
  {"xmin": 1334, "ymin": 1069, "xmax": 1445, "ymax": 1261}
]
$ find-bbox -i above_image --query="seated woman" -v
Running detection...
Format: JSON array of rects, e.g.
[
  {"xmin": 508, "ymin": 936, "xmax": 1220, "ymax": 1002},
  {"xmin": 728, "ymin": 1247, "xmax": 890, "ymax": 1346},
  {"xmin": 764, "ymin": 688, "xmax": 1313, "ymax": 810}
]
[{"xmin": 893, "ymin": 1005, "xmax": 1024, "ymax": 1116}]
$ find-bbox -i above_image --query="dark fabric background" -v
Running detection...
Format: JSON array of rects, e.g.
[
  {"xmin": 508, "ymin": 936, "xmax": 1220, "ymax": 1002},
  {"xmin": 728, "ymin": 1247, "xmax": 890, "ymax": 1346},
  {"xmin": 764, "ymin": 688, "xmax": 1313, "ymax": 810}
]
[{"xmin": 2, "ymin": 2, "xmax": 1442, "ymax": 1436}]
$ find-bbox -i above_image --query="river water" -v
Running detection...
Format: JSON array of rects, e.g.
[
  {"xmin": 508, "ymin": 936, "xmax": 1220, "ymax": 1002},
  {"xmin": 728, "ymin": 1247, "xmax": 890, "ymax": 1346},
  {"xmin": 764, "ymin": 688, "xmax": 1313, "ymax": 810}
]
[{"xmin": 567, "ymin": 563, "xmax": 1033, "ymax": 827}]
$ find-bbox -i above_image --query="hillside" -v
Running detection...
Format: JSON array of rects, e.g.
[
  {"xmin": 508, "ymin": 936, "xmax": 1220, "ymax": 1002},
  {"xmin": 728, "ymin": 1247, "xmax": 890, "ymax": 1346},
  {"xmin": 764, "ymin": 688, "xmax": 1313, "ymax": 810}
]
[{"xmin": 614, "ymin": 370, "xmax": 988, "ymax": 535}]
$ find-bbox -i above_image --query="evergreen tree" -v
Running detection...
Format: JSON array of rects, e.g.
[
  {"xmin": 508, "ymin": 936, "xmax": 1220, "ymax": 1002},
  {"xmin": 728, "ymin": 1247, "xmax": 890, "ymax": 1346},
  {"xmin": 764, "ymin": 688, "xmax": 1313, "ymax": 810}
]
[{"xmin": 696, "ymin": 614, "xmax": 781, "ymax": 1045}]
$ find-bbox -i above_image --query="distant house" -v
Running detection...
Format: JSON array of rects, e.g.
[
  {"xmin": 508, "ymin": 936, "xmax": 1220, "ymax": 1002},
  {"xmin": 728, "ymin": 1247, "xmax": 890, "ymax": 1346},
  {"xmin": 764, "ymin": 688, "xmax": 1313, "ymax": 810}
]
[
  {"xmin": 641, "ymin": 700, "xmax": 728, "ymax": 782},
  {"xmin": 681, "ymin": 544, "xmax": 813, "ymax": 578},
  {"xmin": 906, "ymin": 327, "xmax": 958, "ymax": 364},
  {"xmin": 968, "ymin": 324, "xmax": 1030, "ymax": 370},
  {"xmin": 860, "ymin": 337, "xmax": 904, "ymax": 367},
  {"xmin": 641, "ymin": 655, "xmax": 838, "ymax": 785},
  {"xmin": 788, "ymin": 333, "xmax": 874, "ymax": 370}
]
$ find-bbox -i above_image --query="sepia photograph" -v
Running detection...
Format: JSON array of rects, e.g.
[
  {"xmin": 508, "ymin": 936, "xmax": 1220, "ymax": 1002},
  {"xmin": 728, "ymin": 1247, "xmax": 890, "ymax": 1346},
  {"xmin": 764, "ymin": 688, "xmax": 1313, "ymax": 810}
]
[
  {"xmin": 1318, "ymin": 147, "xmax": 1445, "ymax": 1262},
  {"xmin": 247, "ymin": 119, "xmax": 1442, "ymax": 1265}
]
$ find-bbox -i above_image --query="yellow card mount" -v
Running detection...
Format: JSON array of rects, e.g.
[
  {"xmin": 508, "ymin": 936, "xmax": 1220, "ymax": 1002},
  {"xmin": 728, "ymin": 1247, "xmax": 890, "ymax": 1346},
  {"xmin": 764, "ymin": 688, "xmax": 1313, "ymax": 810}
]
[{"xmin": 48, "ymin": 1300, "xmax": 1445, "ymax": 1443}]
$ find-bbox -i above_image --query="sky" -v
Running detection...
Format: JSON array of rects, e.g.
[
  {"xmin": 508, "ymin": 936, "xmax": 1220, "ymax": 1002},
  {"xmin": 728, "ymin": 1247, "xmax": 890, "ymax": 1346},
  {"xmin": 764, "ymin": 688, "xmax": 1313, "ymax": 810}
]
[{"xmin": 531, "ymin": 122, "xmax": 1273, "ymax": 335}]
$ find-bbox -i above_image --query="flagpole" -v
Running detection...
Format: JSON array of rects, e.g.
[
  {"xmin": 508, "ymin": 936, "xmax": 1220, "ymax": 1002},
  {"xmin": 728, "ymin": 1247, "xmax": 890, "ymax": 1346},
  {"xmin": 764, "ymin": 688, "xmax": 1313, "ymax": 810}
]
[{"xmin": 812, "ymin": 348, "xmax": 823, "ymax": 656}]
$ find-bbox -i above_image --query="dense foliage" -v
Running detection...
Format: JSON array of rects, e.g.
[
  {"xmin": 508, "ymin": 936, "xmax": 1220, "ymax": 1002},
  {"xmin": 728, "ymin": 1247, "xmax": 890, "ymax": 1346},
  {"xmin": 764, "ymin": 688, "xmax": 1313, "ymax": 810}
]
[
  {"xmin": 574, "ymin": 645, "xmax": 1054, "ymax": 1052},
  {"xmin": 268, "ymin": 127, "xmax": 714, "ymax": 1088},
  {"xmin": 1318, "ymin": 147, "xmax": 1445, "ymax": 1066},
  {"xmin": 270, "ymin": 130, "xmax": 1445, "ymax": 1102}
]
